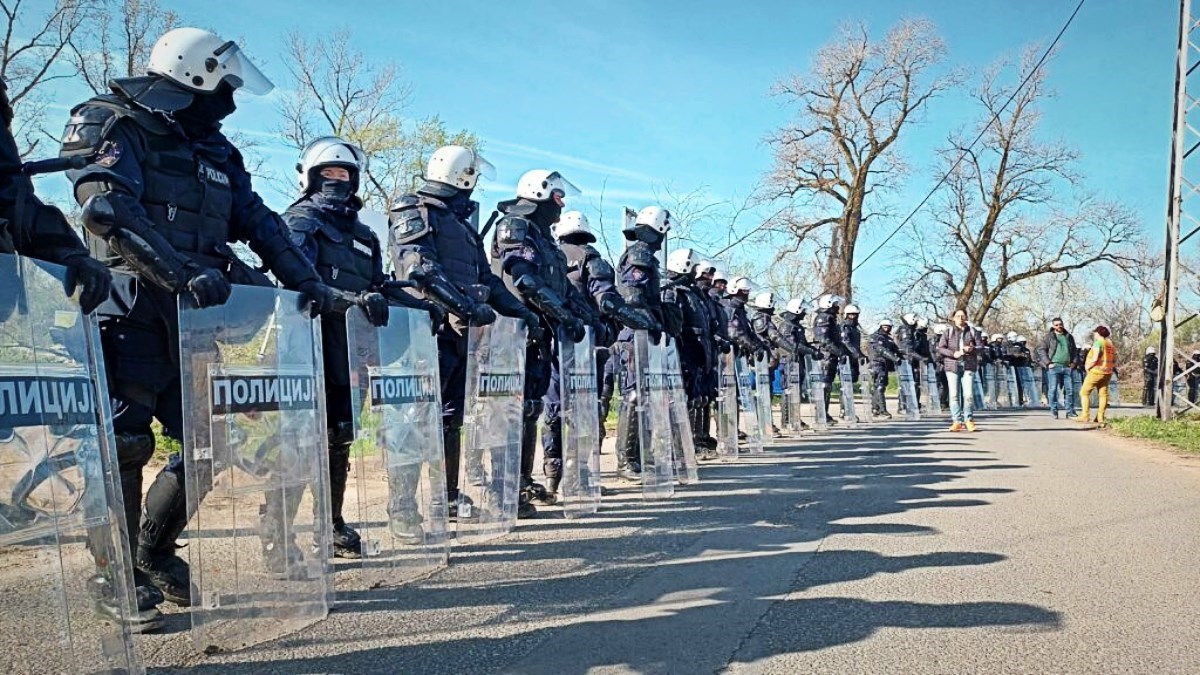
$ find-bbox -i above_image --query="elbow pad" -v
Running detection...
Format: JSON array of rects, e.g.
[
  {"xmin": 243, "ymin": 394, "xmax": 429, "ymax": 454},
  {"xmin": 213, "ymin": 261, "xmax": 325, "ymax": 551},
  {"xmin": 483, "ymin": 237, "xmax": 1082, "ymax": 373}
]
[
  {"xmin": 514, "ymin": 274, "xmax": 571, "ymax": 323},
  {"xmin": 80, "ymin": 192, "xmax": 191, "ymax": 292}
]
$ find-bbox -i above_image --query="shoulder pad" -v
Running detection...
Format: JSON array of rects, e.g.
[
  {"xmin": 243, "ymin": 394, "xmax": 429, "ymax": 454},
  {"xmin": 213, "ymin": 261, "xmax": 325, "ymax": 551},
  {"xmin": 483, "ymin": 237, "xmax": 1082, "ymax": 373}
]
[
  {"xmin": 586, "ymin": 254, "xmax": 615, "ymax": 282},
  {"xmin": 60, "ymin": 101, "xmax": 121, "ymax": 155},
  {"xmin": 624, "ymin": 242, "xmax": 657, "ymax": 269},
  {"xmin": 389, "ymin": 200, "xmax": 430, "ymax": 245},
  {"xmin": 495, "ymin": 215, "xmax": 530, "ymax": 247},
  {"xmin": 281, "ymin": 209, "xmax": 321, "ymax": 246}
]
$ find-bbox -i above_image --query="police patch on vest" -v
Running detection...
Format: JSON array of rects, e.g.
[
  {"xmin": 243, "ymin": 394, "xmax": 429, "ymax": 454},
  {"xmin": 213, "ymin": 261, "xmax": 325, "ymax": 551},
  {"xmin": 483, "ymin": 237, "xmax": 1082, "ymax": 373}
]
[
  {"xmin": 0, "ymin": 373, "xmax": 97, "ymax": 428},
  {"xmin": 95, "ymin": 140, "xmax": 122, "ymax": 168},
  {"xmin": 199, "ymin": 164, "xmax": 230, "ymax": 187},
  {"xmin": 352, "ymin": 239, "xmax": 373, "ymax": 256},
  {"xmin": 477, "ymin": 371, "xmax": 522, "ymax": 397},
  {"xmin": 368, "ymin": 372, "xmax": 437, "ymax": 406},
  {"xmin": 210, "ymin": 372, "xmax": 317, "ymax": 415}
]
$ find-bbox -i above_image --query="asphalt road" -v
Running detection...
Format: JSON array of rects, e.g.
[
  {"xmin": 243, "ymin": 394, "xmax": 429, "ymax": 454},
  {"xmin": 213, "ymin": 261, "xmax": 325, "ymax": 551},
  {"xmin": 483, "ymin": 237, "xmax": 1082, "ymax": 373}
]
[{"xmin": 137, "ymin": 406, "xmax": 1200, "ymax": 674}]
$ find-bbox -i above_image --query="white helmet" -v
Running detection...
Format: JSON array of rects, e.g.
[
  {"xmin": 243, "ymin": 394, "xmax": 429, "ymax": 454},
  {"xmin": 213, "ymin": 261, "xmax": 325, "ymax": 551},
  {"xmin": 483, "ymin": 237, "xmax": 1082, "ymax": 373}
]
[
  {"xmin": 693, "ymin": 260, "xmax": 716, "ymax": 278},
  {"xmin": 879, "ymin": 319, "xmax": 894, "ymax": 329},
  {"xmin": 635, "ymin": 206, "xmax": 672, "ymax": 234},
  {"xmin": 933, "ymin": 323, "xmax": 949, "ymax": 336},
  {"xmin": 991, "ymin": 333, "xmax": 1004, "ymax": 341},
  {"xmin": 712, "ymin": 266, "xmax": 729, "ymax": 284},
  {"xmin": 296, "ymin": 136, "xmax": 367, "ymax": 192},
  {"xmin": 1006, "ymin": 331, "xmax": 1018, "ymax": 341},
  {"xmin": 785, "ymin": 298, "xmax": 806, "ymax": 315},
  {"xmin": 751, "ymin": 291, "xmax": 775, "ymax": 310},
  {"xmin": 148, "ymin": 27, "xmax": 273, "ymax": 95},
  {"xmin": 843, "ymin": 304, "xmax": 860, "ymax": 316},
  {"xmin": 728, "ymin": 277, "xmax": 753, "ymax": 296},
  {"xmin": 917, "ymin": 317, "xmax": 929, "ymax": 329},
  {"xmin": 1146, "ymin": 346, "xmax": 1157, "ymax": 355},
  {"xmin": 426, "ymin": 145, "xmax": 495, "ymax": 191},
  {"xmin": 1015, "ymin": 335, "xmax": 1027, "ymax": 343},
  {"xmin": 517, "ymin": 169, "xmax": 580, "ymax": 203},
  {"xmin": 816, "ymin": 293, "xmax": 843, "ymax": 310},
  {"xmin": 903, "ymin": 312, "xmax": 918, "ymax": 325},
  {"xmin": 666, "ymin": 248, "xmax": 696, "ymax": 275},
  {"xmin": 553, "ymin": 211, "xmax": 593, "ymax": 242}
]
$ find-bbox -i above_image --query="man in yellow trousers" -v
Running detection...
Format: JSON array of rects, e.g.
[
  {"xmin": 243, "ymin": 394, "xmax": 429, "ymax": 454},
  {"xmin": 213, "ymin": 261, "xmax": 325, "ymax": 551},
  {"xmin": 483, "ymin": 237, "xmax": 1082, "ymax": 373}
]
[{"xmin": 1077, "ymin": 325, "xmax": 1116, "ymax": 426}]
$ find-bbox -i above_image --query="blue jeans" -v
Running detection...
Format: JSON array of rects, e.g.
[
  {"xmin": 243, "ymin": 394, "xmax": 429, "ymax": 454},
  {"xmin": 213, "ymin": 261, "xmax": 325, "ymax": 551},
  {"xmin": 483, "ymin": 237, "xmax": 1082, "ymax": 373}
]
[
  {"xmin": 1045, "ymin": 365, "xmax": 1076, "ymax": 415},
  {"xmin": 946, "ymin": 366, "xmax": 975, "ymax": 423}
]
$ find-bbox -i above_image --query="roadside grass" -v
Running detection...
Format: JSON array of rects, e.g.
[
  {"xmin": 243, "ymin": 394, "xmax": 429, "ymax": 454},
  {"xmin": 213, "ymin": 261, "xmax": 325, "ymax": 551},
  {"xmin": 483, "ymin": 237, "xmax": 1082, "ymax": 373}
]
[{"xmin": 1108, "ymin": 414, "xmax": 1200, "ymax": 454}]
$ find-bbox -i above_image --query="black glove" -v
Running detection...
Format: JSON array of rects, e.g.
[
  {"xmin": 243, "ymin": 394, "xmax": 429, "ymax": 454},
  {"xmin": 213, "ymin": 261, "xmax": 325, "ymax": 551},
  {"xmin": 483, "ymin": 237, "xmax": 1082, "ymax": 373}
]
[
  {"xmin": 185, "ymin": 267, "xmax": 232, "ymax": 309},
  {"xmin": 649, "ymin": 329, "xmax": 662, "ymax": 345},
  {"xmin": 63, "ymin": 256, "xmax": 112, "ymax": 315},
  {"xmin": 423, "ymin": 301, "xmax": 447, "ymax": 331},
  {"xmin": 468, "ymin": 302, "xmax": 497, "ymax": 327},
  {"xmin": 717, "ymin": 338, "xmax": 732, "ymax": 354},
  {"xmin": 358, "ymin": 291, "xmax": 389, "ymax": 327},
  {"xmin": 859, "ymin": 355, "xmax": 869, "ymax": 366},
  {"xmin": 297, "ymin": 279, "xmax": 335, "ymax": 318},
  {"xmin": 522, "ymin": 312, "xmax": 545, "ymax": 343},
  {"xmin": 565, "ymin": 317, "xmax": 586, "ymax": 343}
]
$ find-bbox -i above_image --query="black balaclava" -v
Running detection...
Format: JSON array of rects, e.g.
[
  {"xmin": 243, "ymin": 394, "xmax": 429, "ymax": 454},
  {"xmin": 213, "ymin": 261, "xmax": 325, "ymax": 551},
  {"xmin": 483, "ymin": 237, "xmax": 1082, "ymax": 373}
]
[
  {"xmin": 443, "ymin": 188, "xmax": 478, "ymax": 221},
  {"xmin": 530, "ymin": 197, "xmax": 563, "ymax": 230},
  {"xmin": 173, "ymin": 80, "xmax": 237, "ymax": 137},
  {"xmin": 310, "ymin": 171, "xmax": 357, "ymax": 205}
]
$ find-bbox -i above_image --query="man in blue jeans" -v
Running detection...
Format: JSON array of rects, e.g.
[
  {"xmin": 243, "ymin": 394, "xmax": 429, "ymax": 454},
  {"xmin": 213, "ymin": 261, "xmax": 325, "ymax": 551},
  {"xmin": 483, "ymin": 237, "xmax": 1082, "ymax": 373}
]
[
  {"xmin": 1036, "ymin": 317, "xmax": 1079, "ymax": 419},
  {"xmin": 936, "ymin": 309, "xmax": 985, "ymax": 432}
]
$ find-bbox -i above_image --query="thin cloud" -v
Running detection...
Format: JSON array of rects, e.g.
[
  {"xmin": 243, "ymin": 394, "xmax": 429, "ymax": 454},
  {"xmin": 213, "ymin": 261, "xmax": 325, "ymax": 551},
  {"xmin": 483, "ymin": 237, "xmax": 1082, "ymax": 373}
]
[{"xmin": 484, "ymin": 138, "xmax": 658, "ymax": 184}]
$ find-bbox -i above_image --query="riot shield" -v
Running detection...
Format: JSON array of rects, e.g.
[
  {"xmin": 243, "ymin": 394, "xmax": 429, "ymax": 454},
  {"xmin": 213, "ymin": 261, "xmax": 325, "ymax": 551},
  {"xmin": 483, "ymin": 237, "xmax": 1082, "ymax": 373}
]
[
  {"xmin": 1018, "ymin": 366, "xmax": 1040, "ymax": 408},
  {"xmin": 986, "ymin": 364, "xmax": 1000, "ymax": 408},
  {"xmin": 754, "ymin": 356, "xmax": 776, "ymax": 438},
  {"xmin": 923, "ymin": 363, "xmax": 943, "ymax": 415},
  {"xmin": 733, "ymin": 356, "xmax": 764, "ymax": 454},
  {"xmin": 1005, "ymin": 364, "xmax": 1020, "ymax": 408},
  {"xmin": 0, "ymin": 255, "xmax": 143, "ymax": 674},
  {"xmin": 973, "ymin": 368, "xmax": 987, "ymax": 410},
  {"xmin": 180, "ymin": 284, "xmax": 331, "ymax": 653},
  {"xmin": 559, "ymin": 327, "xmax": 601, "ymax": 518},
  {"xmin": 837, "ymin": 359, "xmax": 859, "ymax": 425},
  {"xmin": 633, "ymin": 331, "xmax": 674, "ymax": 497},
  {"xmin": 783, "ymin": 359, "xmax": 805, "ymax": 433},
  {"xmin": 343, "ymin": 306, "xmax": 449, "ymax": 590},
  {"xmin": 663, "ymin": 341, "xmax": 698, "ymax": 485},
  {"xmin": 897, "ymin": 361, "xmax": 921, "ymax": 421},
  {"xmin": 1108, "ymin": 372, "xmax": 1122, "ymax": 406},
  {"xmin": 458, "ymin": 316, "xmax": 526, "ymax": 543},
  {"xmin": 806, "ymin": 356, "xmax": 829, "ymax": 430},
  {"xmin": 715, "ymin": 351, "xmax": 739, "ymax": 459}
]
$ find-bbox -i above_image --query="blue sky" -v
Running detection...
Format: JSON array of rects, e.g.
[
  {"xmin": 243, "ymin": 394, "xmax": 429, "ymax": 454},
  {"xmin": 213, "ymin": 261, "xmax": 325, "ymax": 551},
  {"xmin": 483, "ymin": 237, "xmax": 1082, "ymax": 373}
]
[{"xmin": 30, "ymin": 0, "xmax": 1178, "ymax": 307}]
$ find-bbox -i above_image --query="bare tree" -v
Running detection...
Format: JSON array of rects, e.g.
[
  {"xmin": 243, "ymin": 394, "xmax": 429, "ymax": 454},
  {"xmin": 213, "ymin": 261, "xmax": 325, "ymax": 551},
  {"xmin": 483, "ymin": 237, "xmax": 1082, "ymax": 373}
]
[
  {"xmin": 763, "ymin": 18, "xmax": 953, "ymax": 301},
  {"xmin": 276, "ymin": 28, "xmax": 476, "ymax": 211},
  {"xmin": 1, "ymin": 0, "xmax": 92, "ymax": 156},
  {"xmin": 67, "ymin": 0, "xmax": 176, "ymax": 94},
  {"xmin": 897, "ymin": 49, "xmax": 1144, "ymax": 325}
]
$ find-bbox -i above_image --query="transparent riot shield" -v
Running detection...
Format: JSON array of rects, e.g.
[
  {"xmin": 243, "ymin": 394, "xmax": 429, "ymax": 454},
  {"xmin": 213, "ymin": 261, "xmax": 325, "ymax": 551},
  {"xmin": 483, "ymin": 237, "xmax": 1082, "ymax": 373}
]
[
  {"xmin": 559, "ymin": 327, "xmax": 601, "ymax": 518},
  {"xmin": 973, "ymin": 368, "xmax": 987, "ymax": 410},
  {"xmin": 180, "ymin": 285, "xmax": 331, "ymax": 653},
  {"xmin": 1109, "ymin": 371, "xmax": 1122, "ymax": 407},
  {"xmin": 754, "ymin": 356, "xmax": 776, "ymax": 438},
  {"xmin": 733, "ymin": 355, "xmax": 764, "ymax": 454},
  {"xmin": 633, "ymin": 331, "xmax": 675, "ymax": 497},
  {"xmin": 0, "ymin": 255, "xmax": 143, "ymax": 675},
  {"xmin": 1005, "ymin": 364, "xmax": 1020, "ymax": 408},
  {"xmin": 783, "ymin": 359, "xmax": 805, "ymax": 433},
  {"xmin": 897, "ymin": 361, "xmax": 921, "ymax": 421},
  {"xmin": 923, "ymin": 362, "xmax": 943, "ymax": 415},
  {"xmin": 663, "ymin": 341, "xmax": 698, "ymax": 485},
  {"xmin": 1018, "ymin": 366, "xmax": 1039, "ymax": 408},
  {"xmin": 458, "ymin": 316, "xmax": 526, "ymax": 544},
  {"xmin": 986, "ymin": 364, "xmax": 1000, "ymax": 408},
  {"xmin": 715, "ymin": 351, "xmax": 739, "ymax": 459},
  {"xmin": 343, "ymin": 306, "xmax": 448, "ymax": 590},
  {"xmin": 837, "ymin": 359, "xmax": 859, "ymax": 425},
  {"xmin": 806, "ymin": 356, "xmax": 828, "ymax": 430}
]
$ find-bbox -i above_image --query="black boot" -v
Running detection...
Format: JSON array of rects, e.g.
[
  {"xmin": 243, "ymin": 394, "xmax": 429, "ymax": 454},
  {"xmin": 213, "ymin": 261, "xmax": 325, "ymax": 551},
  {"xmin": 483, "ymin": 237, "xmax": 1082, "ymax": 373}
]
[
  {"xmin": 90, "ymin": 568, "xmax": 164, "ymax": 634},
  {"xmin": 328, "ymin": 443, "xmax": 361, "ymax": 559},
  {"xmin": 136, "ymin": 467, "xmax": 191, "ymax": 606},
  {"xmin": 387, "ymin": 466, "xmax": 425, "ymax": 544},
  {"xmin": 259, "ymin": 484, "xmax": 309, "ymax": 578},
  {"xmin": 109, "ymin": 433, "xmax": 167, "ymax": 621},
  {"xmin": 616, "ymin": 397, "xmax": 643, "ymax": 482}
]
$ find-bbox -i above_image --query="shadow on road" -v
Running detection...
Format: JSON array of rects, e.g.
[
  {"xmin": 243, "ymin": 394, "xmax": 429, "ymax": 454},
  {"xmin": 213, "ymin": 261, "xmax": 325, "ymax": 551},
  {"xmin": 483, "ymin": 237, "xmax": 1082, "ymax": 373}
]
[{"xmin": 151, "ymin": 415, "xmax": 1061, "ymax": 674}]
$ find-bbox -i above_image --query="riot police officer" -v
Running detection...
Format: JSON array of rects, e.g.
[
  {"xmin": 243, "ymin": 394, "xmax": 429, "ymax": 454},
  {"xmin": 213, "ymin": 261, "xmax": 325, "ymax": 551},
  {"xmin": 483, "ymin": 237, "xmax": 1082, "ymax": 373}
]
[
  {"xmin": 869, "ymin": 319, "xmax": 902, "ymax": 418},
  {"xmin": 283, "ymin": 136, "xmax": 442, "ymax": 556},
  {"xmin": 552, "ymin": 211, "xmax": 654, "ymax": 483},
  {"xmin": 665, "ymin": 248, "xmax": 718, "ymax": 455},
  {"xmin": 813, "ymin": 294, "xmax": 852, "ymax": 423},
  {"xmin": 749, "ymin": 291, "xmax": 795, "ymax": 437},
  {"xmin": 779, "ymin": 297, "xmax": 819, "ymax": 413},
  {"xmin": 614, "ymin": 206, "xmax": 673, "ymax": 481},
  {"xmin": 841, "ymin": 303, "xmax": 868, "ymax": 393},
  {"xmin": 1143, "ymin": 347, "xmax": 1159, "ymax": 407},
  {"xmin": 489, "ymin": 170, "xmax": 589, "ymax": 513},
  {"xmin": 694, "ymin": 260, "xmax": 731, "ymax": 450},
  {"xmin": 389, "ymin": 146, "xmax": 538, "ymax": 518},
  {"xmin": 59, "ymin": 28, "xmax": 335, "ymax": 608},
  {"xmin": 895, "ymin": 313, "xmax": 920, "ymax": 412}
]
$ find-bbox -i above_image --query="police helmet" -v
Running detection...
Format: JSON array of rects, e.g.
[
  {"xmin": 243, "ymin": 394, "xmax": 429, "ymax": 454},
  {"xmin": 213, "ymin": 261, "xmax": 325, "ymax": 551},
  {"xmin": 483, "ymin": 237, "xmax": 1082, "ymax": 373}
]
[
  {"xmin": 816, "ymin": 293, "xmax": 843, "ymax": 311},
  {"xmin": 693, "ymin": 260, "xmax": 717, "ymax": 278},
  {"xmin": 933, "ymin": 323, "xmax": 949, "ymax": 336},
  {"xmin": 148, "ymin": 27, "xmax": 273, "ymax": 95},
  {"xmin": 517, "ymin": 169, "xmax": 580, "ymax": 203},
  {"xmin": 843, "ymin": 303, "xmax": 860, "ymax": 316},
  {"xmin": 751, "ymin": 291, "xmax": 774, "ymax": 310},
  {"xmin": 728, "ymin": 277, "xmax": 753, "ymax": 297},
  {"xmin": 785, "ymin": 298, "xmax": 807, "ymax": 316},
  {"xmin": 903, "ymin": 312, "xmax": 918, "ymax": 325},
  {"xmin": 879, "ymin": 318, "xmax": 894, "ymax": 329},
  {"xmin": 426, "ymin": 145, "xmax": 495, "ymax": 192},
  {"xmin": 634, "ymin": 206, "xmax": 672, "ymax": 234},
  {"xmin": 296, "ymin": 136, "xmax": 367, "ymax": 193},
  {"xmin": 666, "ymin": 248, "xmax": 696, "ymax": 275},
  {"xmin": 553, "ymin": 211, "xmax": 593, "ymax": 242},
  {"xmin": 712, "ymin": 266, "xmax": 729, "ymax": 284}
]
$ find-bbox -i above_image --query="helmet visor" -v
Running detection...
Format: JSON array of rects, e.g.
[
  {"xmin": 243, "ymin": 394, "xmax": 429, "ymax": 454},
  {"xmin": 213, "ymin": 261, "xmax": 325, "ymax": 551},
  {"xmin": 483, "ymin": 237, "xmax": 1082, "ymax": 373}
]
[
  {"xmin": 546, "ymin": 171, "xmax": 582, "ymax": 200},
  {"xmin": 473, "ymin": 153, "xmax": 497, "ymax": 182},
  {"xmin": 213, "ymin": 41, "xmax": 274, "ymax": 95}
]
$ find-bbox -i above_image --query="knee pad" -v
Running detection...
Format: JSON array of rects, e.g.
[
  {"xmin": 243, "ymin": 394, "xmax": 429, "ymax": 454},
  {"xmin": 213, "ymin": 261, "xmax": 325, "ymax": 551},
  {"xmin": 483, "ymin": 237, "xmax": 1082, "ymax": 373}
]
[
  {"xmin": 523, "ymin": 399, "xmax": 544, "ymax": 419},
  {"xmin": 115, "ymin": 433, "xmax": 155, "ymax": 471},
  {"xmin": 328, "ymin": 420, "xmax": 355, "ymax": 446}
]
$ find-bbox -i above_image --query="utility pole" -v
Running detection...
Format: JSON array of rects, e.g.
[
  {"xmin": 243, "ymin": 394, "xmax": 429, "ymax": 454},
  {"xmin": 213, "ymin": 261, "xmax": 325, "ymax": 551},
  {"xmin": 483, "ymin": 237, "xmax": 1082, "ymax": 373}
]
[{"xmin": 1159, "ymin": 0, "xmax": 1199, "ymax": 420}]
